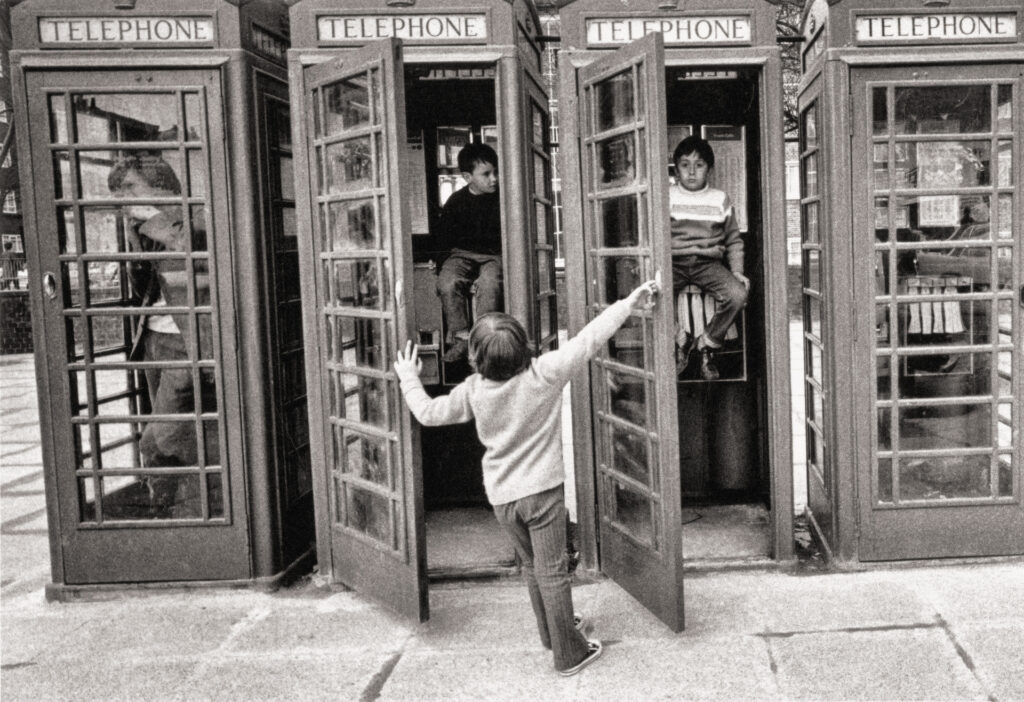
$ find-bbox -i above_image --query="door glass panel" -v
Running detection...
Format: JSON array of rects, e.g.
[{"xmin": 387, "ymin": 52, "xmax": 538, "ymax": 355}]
[
  {"xmin": 899, "ymin": 455, "xmax": 990, "ymax": 500},
  {"xmin": 341, "ymin": 374, "xmax": 391, "ymax": 429},
  {"xmin": 332, "ymin": 259, "xmax": 386, "ymax": 309},
  {"xmin": 597, "ymin": 134, "xmax": 636, "ymax": 187},
  {"xmin": 342, "ymin": 484, "xmax": 393, "ymax": 546},
  {"xmin": 595, "ymin": 70, "xmax": 634, "ymax": 131},
  {"xmin": 325, "ymin": 78, "xmax": 370, "ymax": 134},
  {"xmin": 897, "ymin": 403, "xmax": 991, "ymax": 451},
  {"xmin": 325, "ymin": 138, "xmax": 373, "ymax": 193},
  {"xmin": 602, "ymin": 256, "xmax": 641, "ymax": 304},
  {"xmin": 997, "ymin": 455, "xmax": 1013, "ymax": 497},
  {"xmin": 607, "ymin": 370, "xmax": 646, "ymax": 426},
  {"xmin": 599, "ymin": 195, "xmax": 639, "ymax": 247},
  {"xmin": 897, "ymin": 352, "xmax": 990, "ymax": 396},
  {"xmin": 45, "ymin": 86, "xmax": 225, "ymax": 523},
  {"xmin": 610, "ymin": 423, "xmax": 648, "ymax": 484},
  {"xmin": 893, "ymin": 85, "xmax": 990, "ymax": 134},
  {"xmin": 328, "ymin": 199, "xmax": 377, "ymax": 251},
  {"xmin": 607, "ymin": 316, "xmax": 647, "ymax": 369},
  {"xmin": 610, "ymin": 479, "xmax": 654, "ymax": 546},
  {"xmin": 337, "ymin": 316, "xmax": 388, "ymax": 370},
  {"xmin": 340, "ymin": 430, "xmax": 391, "ymax": 487}
]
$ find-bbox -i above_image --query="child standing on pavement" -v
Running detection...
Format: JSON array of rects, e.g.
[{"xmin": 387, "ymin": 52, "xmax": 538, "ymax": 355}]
[
  {"xmin": 670, "ymin": 135, "xmax": 749, "ymax": 380},
  {"xmin": 393, "ymin": 279, "xmax": 660, "ymax": 676}
]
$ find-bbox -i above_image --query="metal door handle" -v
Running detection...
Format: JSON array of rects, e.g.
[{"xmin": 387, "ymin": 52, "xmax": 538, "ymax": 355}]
[{"xmin": 42, "ymin": 272, "xmax": 57, "ymax": 300}]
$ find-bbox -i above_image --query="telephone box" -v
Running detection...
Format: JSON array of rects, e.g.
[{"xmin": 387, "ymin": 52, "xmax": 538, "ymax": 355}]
[
  {"xmin": 797, "ymin": 0, "xmax": 1024, "ymax": 563},
  {"xmin": 9, "ymin": 0, "xmax": 314, "ymax": 595},
  {"xmin": 557, "ymin": 0, "xmax": 794, "ymax": 631},
  {"xmin": 286, "ymin": 0, "xmax": 556, "ymax": 620}
]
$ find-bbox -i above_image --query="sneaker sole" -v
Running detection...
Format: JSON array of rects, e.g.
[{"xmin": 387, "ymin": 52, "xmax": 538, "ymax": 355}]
[{"xmin": 559, "ymin": 641, "xmax": 603, "ymax": 676}]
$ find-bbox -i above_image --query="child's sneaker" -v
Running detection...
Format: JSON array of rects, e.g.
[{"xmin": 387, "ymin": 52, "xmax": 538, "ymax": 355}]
[
  {"xmin": 559, "ymin": 640, "xmax": 603, "ymax": 676},
  {"xmin": 573, "ymin": 613, "xmax": 586, "ymax": 632},
  {"xmin": 676, "ymin": 332, "xmax": 694, "ymax": 375}
]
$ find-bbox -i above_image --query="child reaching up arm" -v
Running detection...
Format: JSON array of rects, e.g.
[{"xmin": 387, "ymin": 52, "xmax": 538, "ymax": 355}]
[{"xmin": 393, "ymin": 279, "xmax": 659, "ymax": 676}]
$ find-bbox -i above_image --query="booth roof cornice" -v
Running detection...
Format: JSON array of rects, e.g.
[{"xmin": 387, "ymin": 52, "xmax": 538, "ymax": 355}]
[
  {"xmin": 9, "ymin": 0, "xmax": 265, "ymax": 5},
  {"xmin": 282, "ymin": 0, "xmax": 519, "ymax": 6},
  {"xmin": 539, "ymin": 0, "xmax": 783, "ymax": 7}
]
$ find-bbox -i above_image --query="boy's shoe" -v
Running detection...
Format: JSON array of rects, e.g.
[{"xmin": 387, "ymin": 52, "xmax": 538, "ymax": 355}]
[
  {"xmin": 573, "ymin": 613, "xmax": 586, "ymax": 632},
  {"xmin": 442, "ymin": 338, "xmax": 468, "ymax": 363},
  {"xmin": 699, "ymin": 347, "xmax": 720, "ymax": 381},
  {"xmin": 676, "ymin": 333, "xmax": 694, "ymax": 375},
  {"xmin": 559, "ymin": 640, "xmax": 603, "ymax": 677}
]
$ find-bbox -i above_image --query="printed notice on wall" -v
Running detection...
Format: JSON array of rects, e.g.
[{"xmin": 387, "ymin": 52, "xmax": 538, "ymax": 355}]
[{"xmin": 701, "ymin": 125, "xmax": 747, "ymax": 232}]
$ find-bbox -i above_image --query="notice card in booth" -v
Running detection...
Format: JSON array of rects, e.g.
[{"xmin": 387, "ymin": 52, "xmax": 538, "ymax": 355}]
[
  {"xmin": 406, "ymin": 131, "xmax": 429, "ymax": 234},
  {"xmin": 702, "ymin": 125, "xmax": 747, "ymax": 232}
]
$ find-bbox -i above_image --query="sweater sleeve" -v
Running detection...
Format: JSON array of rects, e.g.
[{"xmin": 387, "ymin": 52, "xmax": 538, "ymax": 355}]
[
  {"xmin": 535, "ymin": 298, "xmax": 633, "ymax": 385},
  {"xmin": 722, "ymin": 194, "xmax": 744, "ymax": 274},
  {"xmin": 397, "ymin": 370, "xmax": 474, "ymax": 426}
]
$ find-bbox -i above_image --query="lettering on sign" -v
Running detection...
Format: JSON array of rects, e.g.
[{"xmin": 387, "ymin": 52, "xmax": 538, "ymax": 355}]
[
  {"xmin": 586, "ymin": 17, "xmax": 751, "ymax": 46},
  {"xmin": 251, "ymin": 24, "xmax": 287, "ymax": 62},
  {"xmin": 38, "ymin": 17, "xmax": 215, "ymax": 44},
  {"xmin": 317, "ymin": 15, "xmax": 488, "ymax": 43},
  {"xmin": 855, "ymin": 13, "xmax": 1017, "ymax": 42}
]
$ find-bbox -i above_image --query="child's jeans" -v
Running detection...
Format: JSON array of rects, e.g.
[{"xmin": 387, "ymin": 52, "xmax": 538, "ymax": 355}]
[
  {"xmin": 436, "ymin": 250, "xmax": 503, "ymax": 341},
  {"xmin": 492, "ymin": 485, "xmax": 590, "ymax": 671},
  {"xmin": 672, "ymin": 254, "xmax": 748, "ymax": 346}
]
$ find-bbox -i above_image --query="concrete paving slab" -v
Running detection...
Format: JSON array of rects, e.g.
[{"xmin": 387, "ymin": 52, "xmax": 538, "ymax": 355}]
[
  {"xmin": 750, "ymin": 571, "xmax": 934, "ymax": 633},
  {"xmin": 230, "ymin": 594, "xmax": 414, "ymax": 653},
  {"xmin": 380, "ymin": 648, "xmax": 579, "ymax": 702},
  {"xmin": 907, "ymin": 563, "xmax": 1024, "ymax": 624},
  {"xmin": 576, "ymin": 634, "xmax": 781, "ymax": 701},
  {"xmin": 951, "ymin": 620, "xmax": 1024, "ymax": 702},
  {"xmin": 0, "ymin": 613, "xmax": 92, "ymax": 666},
  {"xmin": 47, "ymin": 600, "xmax": 254, "ymax": 660},
  {"xmin": 187, "ymin": 650, "xmax": 393, "ymax": 702},
  {"xmin": 0, "ymin": 659, "xmax": 197, "ymax": 702},
  {"xmin": 576, "ymin": 580, "xmax": 679, "ymax": 641},
  {"xmin": 769, "ymin": 627, "xmax": 987, "ymax": 701}
]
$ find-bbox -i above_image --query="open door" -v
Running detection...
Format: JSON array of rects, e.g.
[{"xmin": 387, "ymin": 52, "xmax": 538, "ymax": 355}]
[
  {"xmin": 579, "ymin": 33, "xmax": 685, "ymax": 631},
  {"xmin": 297, "ymin": 39, "xmax": 426, "ymax": 621}
]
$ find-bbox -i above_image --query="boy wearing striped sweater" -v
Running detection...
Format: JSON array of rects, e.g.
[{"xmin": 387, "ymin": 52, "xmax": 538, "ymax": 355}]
[{"xmin": 670, "ymin": 136, "xmax": 749, "ymax": 380}]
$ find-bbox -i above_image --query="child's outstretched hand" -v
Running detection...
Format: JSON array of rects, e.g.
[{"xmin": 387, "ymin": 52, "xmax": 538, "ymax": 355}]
[
  {"xmin": 393, "ymin": 341, "xmax": 422, "ymax": 380},
  {"xmin": 626, "ymin": 279, "xmax": 660, "ymax": 312}
]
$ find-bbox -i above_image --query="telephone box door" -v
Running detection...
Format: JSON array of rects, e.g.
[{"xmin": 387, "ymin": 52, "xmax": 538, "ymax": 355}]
[
  {"xmin": 298, "ymin": 39, "xmax": 426, "ymax": 620},
  {"xmin": 851, "ymin": 65, "xmax": 1024, "ymax": 559},
  {"xmin": 579, "ymin": 34, "xmax": 685, "ymax": 631}
]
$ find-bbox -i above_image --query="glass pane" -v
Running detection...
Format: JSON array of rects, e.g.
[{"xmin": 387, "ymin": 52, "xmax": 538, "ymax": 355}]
[
  {"xmin": 279, "ymin": 155, "xmax": 295, "ymax": 200},
  {"xmin": 100, "ymin": 474, "xmax": 201, "ymax": 520},
  {"xmin": 877, "ymin": 408, "xmax": 892, "ymax": 450},
  {"xmin": 92, "ymin": 150, "xmax": 184, "ymax": 201},
  {"xmin": 999, "ymin": 352, "xmax": 1012, "ymax": 397},
  {"xmin": 803, "ymin": 249, "xmax": 821, "ymax": 292},
  {"xmin": 533, "ymin": 154, "xmax": 547, "ymax": 195},
  {"xmin": 872, "ymin": 87, "xmax": 887, "ymax": 136},
  {"xmin": 607, "ymin": 370, "xmax": 645, "ymax": 426},
  {"xmin": 607, "ymin": 316, "xmax": 646, "ymax": 369},
  {"xmin": 93, "ymin": 371, "xmax": 133, "ymax": 416},
  {"xmin": 332, "ymin": 258, "xmax": 385, "ymax": 309},
  {"xmin": 339, "ymin": 429, "xmax": 390, "ymax": 487},
  {"xmin": 804, "ymin": 152, "xmax": 818, "ymax": 196},
  {"xmin": 997, "ymin": 455, "xmax": 1012, "ymax": 497},
  {"xmin": 596, "ymin": 133, "xmax": 635, "ymax": 187},
  {"xmin": 900, "ymin": 455, "xmax": 990, "ymax": 500},
  {"xmin": 325, "ymin": 137, "xmax": 373, "ymax": 194},
  {"xmin": 535, "ymin": 202, "xmax": 549, "ymax": 245},
  {"xmin": 338, "ymin": 316, "xmax": 388, "ymax": 370},
  {"xmin": 907, "ymin": 141, "xmax": 990, "ymax": 189},
  {"xmin": 997, "ymin": 84, "xmax": 1012, "ymax": 133},
  {"xmin": 78, "ymin": 477, "xmax": 97, "ymax": 522},
  {"xmin": 802, "ymin": 104, "xmax": 817, "ymax": 148},
  {"xmin": 539, "ymin": 296, "xmax": 556, "ymax": 341},
  {"xmin": 53, "ymin": 152, "xmax": 73, "ymax": 199},
  {"xmin": 328, "ymin": 199, "xmax": 377, "ymax": 251},
  {"xmin": 601, "ymin": 256, "xmax": 641, "ymax": 305},
  {"xmin": 599, "ymin": 195, "xmax": 639, "ymax": 247},
  {"xmin": 341, "ymin": 374, "xmax": 391, "ymax": 430},
  {"xmin": 184, "ymin": 93, "xmax": 203, "ymax": 141},
  {"xmin": 997, "ymin": 141, "xmax": 1012, "ymax": 187},
  {"xmin": 370, "ymin": 69, "xmax": 382, "ymax": 127},
  {"xmin": 324, "ymin": 76, "xmax": 370, "ymax": 135},
  {"xmin": 73, "ymin": 207, "xmax": 123, "ymax": 254},
  {"xmin": 342, "ymin": 483, "xmax": 393, "ymax": 547},
  {"xmin": 610, "ymin": 478, "xmax": 654, "ymax": 546},
  {"xmin": 998, "ymin": 194, "xmax": 1013, "ymax": 240},
  {"xmin": 72, "ymin": 93, "xmax": 181, "ymax": 143},
  {"xmin": 595, "ymin": 71, "xmax": 634, "ymax": 132},
  {"xmin": 532, "ymin": 103, "xmax": 545, "ymax": 144},
  {"xmin": 897, "ymin": 352, "xmax": 991, "ymax": 397},
  {"xmin": 897, "ymin": 403, "xmax": 991, "ymax": 451},
  {"xmin": 610, "ymin": 423, "xmax": 648, "ymax": 484},
  {"xmin": 893, "ymin": 85, "xmax": 990, "ymax": 134},
  {"xmin": 186, "ymin": 151, "xmax": 206, "ymax": 198},
  {"xmin": 538, "ymin": 251, "xmax": 552, "ymax": 293},
  {"xmin": 997, "ymin": 404, "xmax": 1012, "ymax": 449},
  {"xmin": 49, "ymin": 94, "xmax": 69, "ymax": 143},
  {"xmin": 207, "ymin": 472, "xmax": 224, "ymax": 518},
  {"xmin": 803, "ymin": 202, "xmax": 818, "ymax": 244},
  {"xmin": 878, "ymin": 457, "xmax": 893, "ymax": 502}
]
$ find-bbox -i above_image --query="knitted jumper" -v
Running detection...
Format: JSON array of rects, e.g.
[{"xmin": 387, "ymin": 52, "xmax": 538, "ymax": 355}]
[{"xmin": 669, "ymin": 184, "xmax": 743, "ymax": 275}]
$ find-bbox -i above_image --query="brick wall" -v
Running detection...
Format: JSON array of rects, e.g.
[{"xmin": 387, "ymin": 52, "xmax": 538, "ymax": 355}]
[{"xmin": 0, "ymin": 290, "xmax": 33, "ymax": 354}]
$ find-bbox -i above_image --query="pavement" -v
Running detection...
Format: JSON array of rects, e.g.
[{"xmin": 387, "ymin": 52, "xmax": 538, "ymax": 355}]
[{"xmin": 3, "ymin": 348, "xmax": 1024, "ymax": 701}]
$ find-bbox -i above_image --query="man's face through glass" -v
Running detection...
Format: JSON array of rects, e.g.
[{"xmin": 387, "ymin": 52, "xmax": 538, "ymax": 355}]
[{"xmin": 116, "ymin": 168, "xmax": 177, "ymax": 221}]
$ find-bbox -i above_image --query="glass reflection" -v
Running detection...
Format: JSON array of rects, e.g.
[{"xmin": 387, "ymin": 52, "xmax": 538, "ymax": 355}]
[
  {"xmin": 325, "ymin": 77, "xmax": 370, "ymax": 134},
  {"xmin": 607, "ymin": 370, "xmax": 645, "ymax": 426},
  {"xmin": 597, "ymin": 134, "xmax": 636, "ymax": 187},
  {"xmin": 338, "ymin": 316, "xmax": 387, "ymax": 370},
  {"xmin": 73, "ymin": 93, "xmax": 181, "ymax": 143},
  {"xmin": 333, "ymin": 259, "xmax": 383, "ymax": 309},
  {"xmin": 342, "ymin": 375, "xmax": 390, "ymax": 429},
  {"xmin": 344, "ymin": 484, "xmax": 392, "ymax": 546},
  {"xmin": 341, "ymin": 431, "xmax": 389, "ymax": 486},
  {"xmin": 602, "ymin": 256, "xmax": 641, "ymax": 305},
  {"xmin": 607, "ymin": 316, "xmax": 646, "ymax": 369},
  {"xmin": 325, "ymin": 137, "xmax": 373, "ymax": 194},
  {"xmin": 899, "ymin": 455, "xmax": 990, "ymax": 500},
  {"xmin": 595, "ymin": 71, "xmax": 634, "ymax": 131},
  {"xmin": 328, "ymin": 199, "xmax": 376, "ymax": 251},
  {"xmin": 610, "ymin": 423, "xmax": 648, "ymax": 484},
  {"xmin": 610, "ymin": 479, "xmax": 654, "ymax": 546},
  {"xmin": 894, "ymin": 85, "xmax": 990, "ymax": 134}
]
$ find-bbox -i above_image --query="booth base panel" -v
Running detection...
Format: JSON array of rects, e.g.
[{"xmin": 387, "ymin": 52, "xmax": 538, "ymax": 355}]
[{"xmin": 426, "ymin": 506, "xmax": 516, "ymax": 580}]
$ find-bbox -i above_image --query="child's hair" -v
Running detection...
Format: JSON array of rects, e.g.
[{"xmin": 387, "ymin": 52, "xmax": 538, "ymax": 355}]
[
  {"xmin": 457, "ymin": 142, "xmax": 499, "ymax": 175},
  {"xmin": 468, "ymin": 312, "xmax": 530, "ymax": 381},
  {"xmin": 672, "ymin": 135, "xmax": 715, "ymax": 170}
]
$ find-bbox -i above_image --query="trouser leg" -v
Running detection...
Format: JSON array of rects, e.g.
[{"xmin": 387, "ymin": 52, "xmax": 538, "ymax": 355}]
[
  {"xmin": 473, "ymin": 255, "xmax": 503, "ymax": 316},
  {"xmin": 686, "ymin": 258, "xmax": 748, "ymax": 347},
  {"xmin": 436, "ymin": 255, "xmax": 476, "ymax": 341}
]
